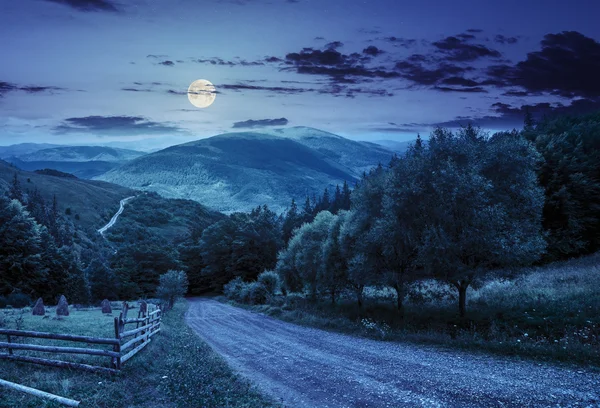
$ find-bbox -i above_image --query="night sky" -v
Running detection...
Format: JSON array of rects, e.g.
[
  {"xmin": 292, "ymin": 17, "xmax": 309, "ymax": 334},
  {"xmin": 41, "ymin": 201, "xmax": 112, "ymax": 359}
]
[{"xmin": 1, "ymin": 0, "xmax": 600, "ymax": 150}]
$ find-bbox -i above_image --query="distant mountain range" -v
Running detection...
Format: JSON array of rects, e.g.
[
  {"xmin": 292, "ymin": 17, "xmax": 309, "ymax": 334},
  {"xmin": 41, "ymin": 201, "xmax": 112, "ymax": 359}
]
[
  {"xmin": 97, "ymin": 127, "xmax": 395, "ymax": 213},
  {"xmin": 3, "ymin": 146, "xmax": 146, "ymax": 179},
  {"xmin": 0, "ymin": 143, "xmax": 64, "ymax": 159}
]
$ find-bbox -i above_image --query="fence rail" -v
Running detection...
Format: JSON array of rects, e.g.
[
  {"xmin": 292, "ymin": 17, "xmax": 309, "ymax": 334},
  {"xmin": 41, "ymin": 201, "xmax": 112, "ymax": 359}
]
[{"xmin": 0, "ymin": 301, "xmax": 161, "ymax": 374}]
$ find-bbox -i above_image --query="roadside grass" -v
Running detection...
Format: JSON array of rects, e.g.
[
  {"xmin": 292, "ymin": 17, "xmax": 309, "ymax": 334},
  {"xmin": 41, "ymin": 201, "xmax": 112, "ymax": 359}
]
[
  {"xmin": 230, "ymin": 253, "xmax": 600, "ymax": 368},
  {"xmin": 0, "ymin": 301, "xmax": 275, "ymax": 408}
]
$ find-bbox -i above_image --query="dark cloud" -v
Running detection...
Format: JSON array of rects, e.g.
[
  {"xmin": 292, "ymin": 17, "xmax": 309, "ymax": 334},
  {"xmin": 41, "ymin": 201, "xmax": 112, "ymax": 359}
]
[
  {"xmin": 159, "ymin": 60, "xmax": 175, "ymax": 66},
  {"xmin": 147, "ymin": 54, "xmax": 168, "ymax": 59},
  {"xmin": 440, "ymin": 77, "xmax": 480, "ymax": 87},
  {"xmin": 314, "ymin": 36, "xmax": 325, "ymax": 40},
  {"xmin": 43, "ymin": 0, "xmax": 118, "ymax": 12},
  {"xmin": 284, "ymin": 47, "xmax": 398, "ymax": 83},
  {"xmin": 381, "ymin": 37, "xmax": 418, "ymax": 48},
  {"xmin": 325, "ymin": 41, "xmax": 344, "ymax": 50},
  {"xmin": 394, "ymin": 61, "xmax": 472, "ymax": 86},
  {"xmin": 54, "ymin": 116, "xmax": 184, "ymax": 136},
  {"xmin": 494, "ymin": 34, "xmax": 519, "ymax": 44},
  {"xmin": 431, "ymin": 98, "xmax": 600, "ymax": 129},
  {"xmin": 122, "ymin": 87, "xmax": 153, "ymax": 92},
  {"xmin": 363, "ymin": 46, "xmax": 384, "ymax": 56},
  {"xmin": 487, "ymin": 31, "xmax": 600, "ymax": 98},
  {"xmin": 466, "ymin": 29, "xmax": 483, "ymax": 33},
  {"xmin": 432, "ymin": 36, "xmax": 502, "ymax": 61},
  {"xmin": 232, "ymin": 118, "xmax": 289, "ymax": 128},
  {"xmin": 456, "ymin": 33, "xmax": 477, "ymax": 41},
  {"xmin": 219, "ymin": 83, "xmax": 313, "ymax": 95},
  {"xmin": 194, "ymin": 57, "xmax": 265, "ymax": 66},
  {"xmin": 0, "ymin": 81, "xmax": 65, "ymax": 97},
  {"xmin": 433, "ymin": 86, "xmax": 487, "ymax": 93}
]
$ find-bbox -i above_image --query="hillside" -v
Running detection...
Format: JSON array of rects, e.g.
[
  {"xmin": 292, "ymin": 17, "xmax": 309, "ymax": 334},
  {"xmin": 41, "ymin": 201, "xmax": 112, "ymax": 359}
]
[
  {"xmin": 98, "ymin": 129, "xmax": 393, "ymax": 213},
  {"xmin": 0, "ymin": 160, "xmax": 135, "ymax": 231}
]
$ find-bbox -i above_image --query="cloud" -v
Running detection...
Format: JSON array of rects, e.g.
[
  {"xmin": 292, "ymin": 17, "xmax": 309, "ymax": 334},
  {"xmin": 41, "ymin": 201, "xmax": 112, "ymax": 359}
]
[
  {"xmin": 433, "ymin": 86, "xmax": 487, "ymax": 93},
  {"xmin": 232, "ymin": 118, "xmax": 289, "ymax": 128},
  {"xmin": 394, "ymin": 61, "xmax": 472, "ymax": 86},
  {"xmin": 466, "ymin": 29, "xmax": 483, "ymax": 33},
  {"xmin": 380, "ymin": 37, "xmax": 418, "ymax": 48},
  {"xmin": 42, "ymin": 0, "xmax": 118, "ymax": 12},
  {"xmin": 194, "ymin": 57, "xmax": 265, "ymax": 66},
  {"xmin": 487, "ymin": 31, "xmax": 600, "ymax": 98},
  {"xmin": 432, "ymin": 35, "xmax": 502, "ymax": 61},
  {"xmin": 429, "ymin": 98, "xmax": 600, "ymax": 129},
  {"xmin": 363, "ymin": 46, "xmax": 384, "ymax": 56},
  {"xmin": 325, "ymin": 41, "xmax": 344, "ymax": 50},
  {"xmin": 220, "ymin": 83, "xmax": 313, "ymax": 95},
  {"xmin": 54, "ymin": 116, "xmax": 185, "ymax": 136},
  {"xmin": 494, "ymin": 34, "xmax": 519, "ymax": 45},
  {"xmin": 0, "ymin": 81, "xmax": 65, "ymax": 98},
  {"xmin": 159, "ymin": 60, "xmax": 175, "ymax": 66}
]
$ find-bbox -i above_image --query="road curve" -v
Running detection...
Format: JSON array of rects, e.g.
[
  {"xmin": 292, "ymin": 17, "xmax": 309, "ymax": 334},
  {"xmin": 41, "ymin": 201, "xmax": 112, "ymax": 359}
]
[
  {"xmin": 185, "ymin": 298, "xmax": 600, "ymax": 408},
  {"xmin": 97, "ymin": 196, "xmax": 135, "ymax": 235}
]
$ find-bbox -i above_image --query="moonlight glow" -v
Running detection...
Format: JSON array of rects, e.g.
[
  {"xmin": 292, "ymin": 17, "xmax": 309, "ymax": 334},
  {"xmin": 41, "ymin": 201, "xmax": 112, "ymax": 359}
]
[{"xmin": 187, "ymin": 79, "xmax": 216, "ymax": 108}]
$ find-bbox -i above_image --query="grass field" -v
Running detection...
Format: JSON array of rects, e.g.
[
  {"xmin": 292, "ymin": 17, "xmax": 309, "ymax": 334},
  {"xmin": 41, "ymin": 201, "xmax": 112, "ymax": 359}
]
[
  {"xmin": 233, "ymin": 253, "xmax": 600, "ymax": 368},
  {"xmin": 0, "ymin": 301, "xmax": 275, "ymax": 408}
]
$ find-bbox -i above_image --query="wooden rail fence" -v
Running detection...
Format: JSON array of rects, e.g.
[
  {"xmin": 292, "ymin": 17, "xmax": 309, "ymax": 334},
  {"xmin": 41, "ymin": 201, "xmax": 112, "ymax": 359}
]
[{"xmin": 0, "ymin": 301, "xmax": 161, "ymax": 374}]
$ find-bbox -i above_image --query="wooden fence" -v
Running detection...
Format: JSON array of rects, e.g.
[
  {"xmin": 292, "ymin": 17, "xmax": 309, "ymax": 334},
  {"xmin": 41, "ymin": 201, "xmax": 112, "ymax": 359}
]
[{"xmin": 0, "ymin": 301, "xmax": 161, "ymax": 374}]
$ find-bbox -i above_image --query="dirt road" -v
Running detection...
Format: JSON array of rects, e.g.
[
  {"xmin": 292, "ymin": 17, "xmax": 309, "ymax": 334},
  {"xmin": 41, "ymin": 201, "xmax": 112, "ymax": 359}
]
[{"xmin": 185, "ymin": 298, "xmax": 600, "ymax": 407}]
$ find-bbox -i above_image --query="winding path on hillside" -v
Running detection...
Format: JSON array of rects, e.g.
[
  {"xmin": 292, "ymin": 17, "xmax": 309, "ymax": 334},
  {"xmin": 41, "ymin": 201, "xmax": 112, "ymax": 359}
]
[
  {"xmin": 185, "ymin": 298, "xmax": 600, "ymax": 408},
  {"xmin": 97, "ymin": 196, "xmax": 135, "ymax": 235}
]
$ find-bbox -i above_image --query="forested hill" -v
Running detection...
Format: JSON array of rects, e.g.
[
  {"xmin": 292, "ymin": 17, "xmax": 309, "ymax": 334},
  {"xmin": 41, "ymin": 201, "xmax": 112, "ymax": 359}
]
[
  {"xmin": 97, "ymin": 128, "xmax": 393, "ymax": 213},
  {"xmin": 0, "ymin": 160, "xmax": 134, "ymax": 231}
]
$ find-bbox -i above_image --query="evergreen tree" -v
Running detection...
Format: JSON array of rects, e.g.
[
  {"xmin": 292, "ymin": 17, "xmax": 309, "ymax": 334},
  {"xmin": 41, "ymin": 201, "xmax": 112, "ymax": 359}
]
[
  {"xmin": 282, "ymin": 199, "xmax": 300, "ymax": 245},
  {"xmin": 9, "ymin": 173, "xmax": 23, "ymax": 203}
]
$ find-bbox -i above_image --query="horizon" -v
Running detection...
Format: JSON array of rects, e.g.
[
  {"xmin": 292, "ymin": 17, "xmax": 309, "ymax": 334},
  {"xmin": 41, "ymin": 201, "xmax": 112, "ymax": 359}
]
[{"xmin": 2, "ymin": 0, "xmax": 599, "ymax": 150}]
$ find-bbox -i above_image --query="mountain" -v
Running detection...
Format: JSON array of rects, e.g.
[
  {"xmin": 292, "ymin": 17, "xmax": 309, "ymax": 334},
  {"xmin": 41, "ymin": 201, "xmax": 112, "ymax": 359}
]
[
  {"xmin": 263, "ymin": 127, "xmax": 395, "ymax": 172},
  {"xmin": 6, "ymin": 146, "xmax": 146, "ymax": 179},
  {"xmin": 17, "ymin": 146, "xmax": 144, "ymax": 162},
  {"xmin": 97, "ymin": 128, "xmax": 393, "ymax": 213},
  {"xmin": 0, "ymin": 143, "xmax": 63, "ymax": 159}
]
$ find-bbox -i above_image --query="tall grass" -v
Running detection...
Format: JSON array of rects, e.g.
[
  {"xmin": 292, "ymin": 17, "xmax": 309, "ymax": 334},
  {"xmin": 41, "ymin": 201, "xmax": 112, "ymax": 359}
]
[
  {"xmin": 237, "ymin": 253, "xmax": 600, "ymax": 367},
  {"xmin": 0, "ymin": 301, "xmax": 274, "ymax": 407}
]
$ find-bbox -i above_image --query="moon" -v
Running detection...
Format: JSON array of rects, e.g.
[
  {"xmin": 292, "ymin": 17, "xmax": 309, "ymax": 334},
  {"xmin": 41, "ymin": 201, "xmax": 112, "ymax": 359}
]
[{"xmin": 187, "ymin": 79, "xmax": 216, "ymax": 108}]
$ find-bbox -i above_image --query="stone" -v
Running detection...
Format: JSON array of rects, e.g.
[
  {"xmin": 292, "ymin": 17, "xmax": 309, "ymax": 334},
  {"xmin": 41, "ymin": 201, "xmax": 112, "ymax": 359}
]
[
  {"xmin": 101, "ymin": 299, "xmax": 112, "ymax": 314},
  {"xmin": 32, "ymin": 298, "xmax": 45, "ymax": 316},
  {"xmin": 56, "ymin": 295, "xmax": 70, "ymax": 316}
]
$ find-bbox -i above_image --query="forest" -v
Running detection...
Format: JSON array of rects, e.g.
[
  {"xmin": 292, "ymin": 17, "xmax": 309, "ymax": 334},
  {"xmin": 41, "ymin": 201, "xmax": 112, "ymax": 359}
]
[{"xmin": 0, "ymin": 111, "xmax": 599, "ymax": 314}]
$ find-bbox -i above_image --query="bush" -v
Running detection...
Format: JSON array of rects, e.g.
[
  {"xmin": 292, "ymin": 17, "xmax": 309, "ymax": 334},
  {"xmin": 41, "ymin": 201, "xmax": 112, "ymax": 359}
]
[
  {"xmin": 243, "ymin": 282, "xmax": 269, "ymax": 305},
  {"xmin": 257, "ymin": 270, "xmax": 280, "ymax": 295},
  {"xmin": 223, "ymin": 277, "xmax": 245, "ymax": 302},
  {"xmin": 7, "ymin": 293, "xmax": 32, "ymax": 308},
  {"xmin": 0, "ymin": 296, "xmax": 7, "ymax": 308}
]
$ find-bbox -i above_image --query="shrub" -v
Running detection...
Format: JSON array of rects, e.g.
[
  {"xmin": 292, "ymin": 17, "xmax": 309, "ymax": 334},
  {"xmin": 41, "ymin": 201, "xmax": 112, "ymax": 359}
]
[
  {"xmin": 257, "ymin": 270, "xmax": 280, "ymax": 295},
  {"xmin": 223, "ymin": 277, "xmax": 245, "ymax": 302},
  {"xmin": 7, "ymin": 293, "xmax": 32, "ymax": 308},
  {"xmin": 407, "ymin": 280, "xmax": 456, "ymax": 305},
  {"xmin": 244, "ymin": 282, "xmax": 269, "ymax": 305}
]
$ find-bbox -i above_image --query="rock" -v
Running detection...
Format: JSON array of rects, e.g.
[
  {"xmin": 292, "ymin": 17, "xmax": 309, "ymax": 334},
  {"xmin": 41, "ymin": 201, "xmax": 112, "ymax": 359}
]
[
  {"xmin": 101, "ymin": 299, "xmax": 112, "ymax": 314},
  {"xmin": 56, "ymin": 295, "xmax": 69, "ymax": 316},
  {"xmin": 32, "ymin": 298, "xmax": 45, "ymax": 316}
]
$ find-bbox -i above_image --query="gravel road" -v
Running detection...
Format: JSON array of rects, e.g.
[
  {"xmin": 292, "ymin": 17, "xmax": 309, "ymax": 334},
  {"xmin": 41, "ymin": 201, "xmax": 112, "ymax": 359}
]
[{"xmin": 185, "ymin": 298, "xmax": 600, "ymax": 408}]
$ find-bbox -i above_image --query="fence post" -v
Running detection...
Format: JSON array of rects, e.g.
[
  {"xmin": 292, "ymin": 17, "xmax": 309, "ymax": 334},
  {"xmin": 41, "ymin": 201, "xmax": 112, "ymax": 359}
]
[
  {"xmin": 7, "ymin": 334, "xmax": 13, "ymax": 355},
  {"xmin": 113, "ymin": 317, "xmax": 121, "ymax": 370}
]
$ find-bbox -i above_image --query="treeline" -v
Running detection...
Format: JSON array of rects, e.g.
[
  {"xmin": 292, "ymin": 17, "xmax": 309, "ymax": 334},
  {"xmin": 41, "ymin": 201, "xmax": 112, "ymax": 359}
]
[
  {"xmin": 0, "ymin": 175, "xmax": 91, "ymax": 305},
  {"xmin": 275, "ymin": 126, "xmax": 546, "ymax": 316}
]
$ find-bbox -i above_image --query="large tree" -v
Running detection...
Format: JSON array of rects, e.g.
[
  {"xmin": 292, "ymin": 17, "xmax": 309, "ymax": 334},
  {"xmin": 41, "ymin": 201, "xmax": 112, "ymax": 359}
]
[{"xmin": 418, "ymin": 126, "xmax": 546, "ymax": 317}]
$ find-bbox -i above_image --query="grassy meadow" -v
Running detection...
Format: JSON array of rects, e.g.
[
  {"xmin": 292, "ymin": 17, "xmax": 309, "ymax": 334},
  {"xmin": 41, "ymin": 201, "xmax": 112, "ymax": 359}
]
[
  {"xmin": 0, "ymin": 301, "xmax": 274, "ymax": 408},
  {"xmin": 233, "ymin": 253, "xmax": 600, "ymax": 368}
]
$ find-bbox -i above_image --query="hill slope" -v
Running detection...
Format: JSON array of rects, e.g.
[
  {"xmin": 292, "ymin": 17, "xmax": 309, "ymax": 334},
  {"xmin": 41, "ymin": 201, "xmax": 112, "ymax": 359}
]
[
  {"xmin": 0, "ymin": 160, "xmax": 135, "ymax": 231},
  {"xmin": 98, "ymin": 129, "xmax": 392, "ymax": 213},
  {"xmin": 0, "ymin": 143, "xmax": 63, "ymax": 159},
  {"xmin": 17, "ymin": 146, "xmax": 145, "ymax": 162}
]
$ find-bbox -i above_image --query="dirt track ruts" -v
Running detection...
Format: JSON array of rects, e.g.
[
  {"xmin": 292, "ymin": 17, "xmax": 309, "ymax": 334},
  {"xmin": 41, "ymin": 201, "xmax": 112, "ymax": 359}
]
[{"xmin": 185, "ymin": 297, "xmax": 600, "ymax": 408}]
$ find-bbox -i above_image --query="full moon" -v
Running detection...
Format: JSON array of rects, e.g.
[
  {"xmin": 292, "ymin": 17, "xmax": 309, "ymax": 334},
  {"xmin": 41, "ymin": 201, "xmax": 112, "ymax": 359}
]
[{"xmin": 187, "ymin": 79, "xmax": 216, "ymax": 108}]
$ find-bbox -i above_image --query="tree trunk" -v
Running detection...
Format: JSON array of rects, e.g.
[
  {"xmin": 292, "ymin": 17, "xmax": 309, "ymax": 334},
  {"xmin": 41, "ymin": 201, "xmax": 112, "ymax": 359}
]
[
  {"xmin": 331, "ymin": 289, "xmax": 336, "ymax": 305},
  {"xmin": 393, "ymin": 283, "xmax": 404, "ymax": 316},
  {"xmin": 458, "ymin": 282, "xmax": 468, "ymax": 318},
  {"xmin": 355, "ymin": 285, "xmax": 364, "ymax": 308}
]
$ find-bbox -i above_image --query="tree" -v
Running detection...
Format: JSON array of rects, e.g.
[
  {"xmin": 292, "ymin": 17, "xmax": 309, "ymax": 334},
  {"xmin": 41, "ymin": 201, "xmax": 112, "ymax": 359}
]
[
  {"xmin": 9, "ymin": 173, "xmax": 23, "ymax": 203},
  {"xmin": 0, "ymin": 196, "xmax": 46, "ymax": 297},
  {"xmin": 320, "ymin": 212, "xmax": 348, "ymax": 304},
  {"xmin": 157, "ymin": 270, "xmax": 189, "ymax": 309},
  {"xmin": 282, "ymin": 199, "xmax": 300, "ymax": 245},
  {"xmin": 418, "ymin": 127, "xmax": 545, "ymax": 317},
  {"xmin": 88, "ymin": 258, "xmax": 118, "ymax": 301},
  {"xmin": 291, "ymin": 211, "xmax": 335, "ymax": 299}
]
